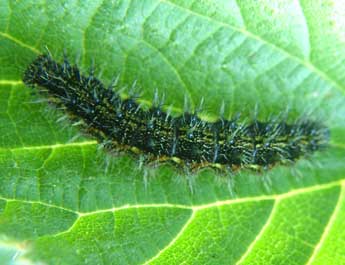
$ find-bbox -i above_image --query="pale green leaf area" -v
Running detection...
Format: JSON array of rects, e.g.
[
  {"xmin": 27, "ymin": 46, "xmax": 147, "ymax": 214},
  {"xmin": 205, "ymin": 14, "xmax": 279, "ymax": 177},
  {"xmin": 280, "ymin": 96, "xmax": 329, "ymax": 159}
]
[{"xmin": 0, "ymin": 0, "xmax": 345, "ymax": 264}]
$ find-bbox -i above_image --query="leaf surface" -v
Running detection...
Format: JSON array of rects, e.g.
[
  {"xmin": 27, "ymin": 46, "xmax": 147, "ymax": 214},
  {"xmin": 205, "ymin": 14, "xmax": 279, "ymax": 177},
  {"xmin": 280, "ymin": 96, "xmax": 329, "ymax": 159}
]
[{"xmin": 0, "ymin": 0, "xmax": 344, "ymax": 264}]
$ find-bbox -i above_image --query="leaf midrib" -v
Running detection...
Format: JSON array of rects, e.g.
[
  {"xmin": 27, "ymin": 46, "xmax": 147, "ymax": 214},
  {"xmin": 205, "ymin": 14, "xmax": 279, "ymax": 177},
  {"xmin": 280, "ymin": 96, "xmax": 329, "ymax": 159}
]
[
  {"xmin": 1, "ymin": 181, "xmax": 341, "ymax": 264},
  {"xmin": 142, "ymin": 182, "xmax": 343, "ymax": 265},
  {"xmin": 0, "ymin": 179, "xmax": 342, "ymax": 217}
]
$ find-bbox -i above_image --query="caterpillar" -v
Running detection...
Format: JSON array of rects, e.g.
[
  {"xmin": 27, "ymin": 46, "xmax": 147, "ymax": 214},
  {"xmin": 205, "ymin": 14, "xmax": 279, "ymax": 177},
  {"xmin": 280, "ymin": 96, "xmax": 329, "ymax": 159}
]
[{"xmin": 23, "ymin": 54, "xmax": 330, "ymax": 173}]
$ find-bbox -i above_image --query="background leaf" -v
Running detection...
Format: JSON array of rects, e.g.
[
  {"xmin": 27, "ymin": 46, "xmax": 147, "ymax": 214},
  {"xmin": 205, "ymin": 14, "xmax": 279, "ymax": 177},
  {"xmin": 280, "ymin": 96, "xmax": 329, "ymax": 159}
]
[{"xmin": 0, "ymin": 0, "xmax": 345, "ymax": 264}]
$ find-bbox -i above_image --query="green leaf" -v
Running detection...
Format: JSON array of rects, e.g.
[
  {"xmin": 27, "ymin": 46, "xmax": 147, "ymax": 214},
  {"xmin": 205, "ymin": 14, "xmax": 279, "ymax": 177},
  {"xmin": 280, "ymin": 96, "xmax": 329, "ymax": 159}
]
[{"xmin": 1, "ymin": 0, "xmax": 345, "ymax": 264}]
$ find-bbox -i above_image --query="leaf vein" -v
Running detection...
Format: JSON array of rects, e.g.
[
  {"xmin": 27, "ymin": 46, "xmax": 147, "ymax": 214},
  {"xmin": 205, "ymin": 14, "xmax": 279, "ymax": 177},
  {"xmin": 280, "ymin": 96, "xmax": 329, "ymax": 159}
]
[
  {"xmin": 142, "ymin": 209, "xmax": 195, "ymax": 265},
  {"xmin": 235, "ymin": 200, "xmax": 277, "ymax": 265},
  {"xmin": 306, "ymin": 182, "xmax": 344, "ymax": 264},
  {"xmin": 0, "ymin": 31, "xmax": 39, "ymax": 54}
]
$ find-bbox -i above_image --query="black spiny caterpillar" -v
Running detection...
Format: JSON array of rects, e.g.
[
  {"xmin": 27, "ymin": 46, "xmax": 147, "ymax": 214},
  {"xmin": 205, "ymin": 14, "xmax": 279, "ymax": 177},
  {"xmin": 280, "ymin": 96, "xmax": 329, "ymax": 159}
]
[{"xmin": 23, "ymin": 54, "xmax": 330, "ymax": 173}]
